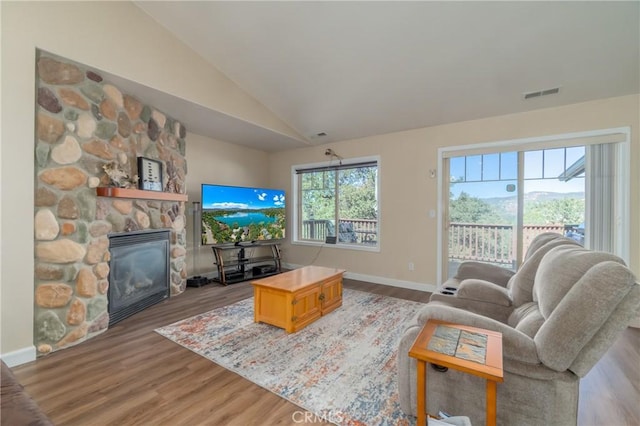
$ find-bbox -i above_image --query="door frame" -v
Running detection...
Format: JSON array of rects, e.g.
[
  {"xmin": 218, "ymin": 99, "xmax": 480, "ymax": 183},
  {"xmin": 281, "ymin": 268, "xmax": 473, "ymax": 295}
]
[{"xmin": 436, "ymin": 127, "xmax": 630, "ymax": 285}]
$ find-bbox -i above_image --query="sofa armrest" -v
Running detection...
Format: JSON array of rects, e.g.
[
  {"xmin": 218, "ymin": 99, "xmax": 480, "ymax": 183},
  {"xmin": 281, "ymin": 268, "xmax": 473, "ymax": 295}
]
[
  {"xmin": 398, "ymin": 323, "xmax": 422, "ymax": 415},
  {"xmin": 1, "ymin": 360, "xmax": 53, "ymax": 426},
  {"xmin": 429, "ymin": 280, "xmax": 513, "ymax": 323},
  {"xmin": 416, "ymin": 304, "xmax": 541, "ymax": 365},
  {"xmin": 456, "ymin": 279, "xmax": 512, "ymax": 306},
  {"xmin": 454, "ymin": 262, "xmax": 515, "ymax": 287}
]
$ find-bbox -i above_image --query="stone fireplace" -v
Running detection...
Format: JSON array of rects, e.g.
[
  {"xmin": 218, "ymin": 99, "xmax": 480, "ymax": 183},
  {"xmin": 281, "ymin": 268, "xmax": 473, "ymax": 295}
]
[{"xmin": 34, "ymin": 51, "xmax": 188, "ymax": 355}]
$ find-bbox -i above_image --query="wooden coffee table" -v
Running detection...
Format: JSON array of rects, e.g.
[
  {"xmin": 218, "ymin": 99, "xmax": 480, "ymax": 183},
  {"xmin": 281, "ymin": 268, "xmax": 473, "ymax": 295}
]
[
  {"xmin": 251, "ymin": 265, "xmax": 345, "ymax": 333},
  {"xmin": 409, "ymin": 319, "xmax": 503, "ymax": 426}
]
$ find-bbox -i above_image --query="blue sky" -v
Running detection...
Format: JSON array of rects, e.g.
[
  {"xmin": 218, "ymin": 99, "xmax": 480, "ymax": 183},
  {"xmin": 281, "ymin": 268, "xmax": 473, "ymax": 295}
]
[
  {"xmin": 202, "ymin": 185, "xmax": 285, "ymax": 210},
  {"xmin": 450, "ymin": 148, "xmax": 585, "ymax": 199}
]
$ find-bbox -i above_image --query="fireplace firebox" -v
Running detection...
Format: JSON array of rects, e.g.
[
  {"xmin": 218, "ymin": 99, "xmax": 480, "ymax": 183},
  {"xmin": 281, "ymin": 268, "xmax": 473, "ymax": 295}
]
[{"xmin": 108, "ymin": 229, "xmax": 170, "ymax": 325}]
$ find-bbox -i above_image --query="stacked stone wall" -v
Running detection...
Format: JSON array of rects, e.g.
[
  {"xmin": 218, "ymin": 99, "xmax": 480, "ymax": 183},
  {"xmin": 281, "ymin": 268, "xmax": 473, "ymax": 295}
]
[{"xmin": 34, "ymin": 51, "xmax": 188, "ymax": 355}]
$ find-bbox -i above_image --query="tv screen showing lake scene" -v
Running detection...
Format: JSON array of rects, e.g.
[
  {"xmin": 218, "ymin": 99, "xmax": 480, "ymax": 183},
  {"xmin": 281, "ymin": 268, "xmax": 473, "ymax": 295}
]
[{"xmin": 201, "ymin": 184, "xmax": 286, "ymax": 245}]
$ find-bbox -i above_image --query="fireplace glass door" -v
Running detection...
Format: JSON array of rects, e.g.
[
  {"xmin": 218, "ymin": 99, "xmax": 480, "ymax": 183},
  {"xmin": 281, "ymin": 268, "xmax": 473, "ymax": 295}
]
[{"xmin": 108, "ymin": 230, "xmax": 170, "ymax": 325}]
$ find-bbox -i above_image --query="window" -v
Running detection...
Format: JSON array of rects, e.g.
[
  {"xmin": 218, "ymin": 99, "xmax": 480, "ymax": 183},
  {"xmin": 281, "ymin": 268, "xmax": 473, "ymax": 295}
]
[{"xmin": 293, "ymin": 157, "xmax": 379, "ymax": 248}]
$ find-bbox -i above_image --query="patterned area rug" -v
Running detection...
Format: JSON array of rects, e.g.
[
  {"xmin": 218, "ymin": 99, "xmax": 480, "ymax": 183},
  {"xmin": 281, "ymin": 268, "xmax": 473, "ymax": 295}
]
[{"xmin": 155, "ymin": 289, "xmax": 424, "ymax": 425}]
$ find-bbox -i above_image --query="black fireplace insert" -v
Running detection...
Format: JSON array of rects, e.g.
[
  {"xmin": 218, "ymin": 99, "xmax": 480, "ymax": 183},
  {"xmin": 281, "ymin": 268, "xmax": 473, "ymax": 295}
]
[{"xmin": 108, "ymin": 229, "xmax": 170, "ymax": 325}]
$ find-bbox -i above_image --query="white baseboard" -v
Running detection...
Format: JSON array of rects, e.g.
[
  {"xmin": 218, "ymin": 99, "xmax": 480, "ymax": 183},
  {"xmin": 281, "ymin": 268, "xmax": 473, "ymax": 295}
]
[
  {"xmin": 1, "ymin": 346, "xmax": 36, "ymax": 367},
  {"xmin": 283, "ymin": 263, "xmax": 436, "ymax": 293}
]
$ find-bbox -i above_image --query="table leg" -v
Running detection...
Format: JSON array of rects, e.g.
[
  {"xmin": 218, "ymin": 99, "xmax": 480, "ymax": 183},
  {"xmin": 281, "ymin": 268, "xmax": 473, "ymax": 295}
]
[
  {"xmin": 486, "ymin": 379, "xmax": 497, "ymax": 426},
  {"xmin": 416, "ymin": 360, "xmax": 426, "ymax": 426},
  {"xmin": 253, "ymin": 287, "xmax": 259, "ymax": 323}
]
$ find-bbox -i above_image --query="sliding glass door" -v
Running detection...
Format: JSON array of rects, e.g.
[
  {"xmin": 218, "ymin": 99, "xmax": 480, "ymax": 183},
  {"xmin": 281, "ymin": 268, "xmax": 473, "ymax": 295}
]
[
  {"xmin": 445, "ymin": 146, "xmax": 587, "ymax": 279},
  {"xmin": 440, "ymin": 127, "xmax": 631, "ymax": 285}
]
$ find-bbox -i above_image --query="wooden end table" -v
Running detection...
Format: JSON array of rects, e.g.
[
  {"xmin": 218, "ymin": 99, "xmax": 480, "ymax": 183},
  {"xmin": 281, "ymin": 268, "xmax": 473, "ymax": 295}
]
[{"xmin": 408, "ymin": 319, "xmax": 503, "ymax": 426}]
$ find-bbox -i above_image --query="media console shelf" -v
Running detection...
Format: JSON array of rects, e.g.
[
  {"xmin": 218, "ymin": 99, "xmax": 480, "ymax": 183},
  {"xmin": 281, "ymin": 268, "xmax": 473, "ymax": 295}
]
[{"xmin": 211, "ymin": 242, "xmax": 282, "ymax": 285}]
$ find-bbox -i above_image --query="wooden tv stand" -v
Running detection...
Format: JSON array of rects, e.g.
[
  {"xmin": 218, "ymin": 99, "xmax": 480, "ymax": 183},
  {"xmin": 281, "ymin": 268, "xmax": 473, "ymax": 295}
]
[{"xmin": 211, "ymin": 242, "xmax": 281, "ymax": 285}]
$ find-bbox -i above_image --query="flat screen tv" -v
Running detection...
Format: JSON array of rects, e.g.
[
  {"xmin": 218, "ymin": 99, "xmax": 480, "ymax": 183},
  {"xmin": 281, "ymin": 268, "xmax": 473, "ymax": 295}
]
[{"xmin": 201, "ymin": 184, "xmax": 286, "ymax": 245}]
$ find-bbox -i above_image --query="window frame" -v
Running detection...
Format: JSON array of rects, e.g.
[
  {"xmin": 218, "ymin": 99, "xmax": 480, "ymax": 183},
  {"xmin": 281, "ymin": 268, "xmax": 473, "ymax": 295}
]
[{"xmin": 291, "ymin": 155, "xmax": 381, "ymax": 252}]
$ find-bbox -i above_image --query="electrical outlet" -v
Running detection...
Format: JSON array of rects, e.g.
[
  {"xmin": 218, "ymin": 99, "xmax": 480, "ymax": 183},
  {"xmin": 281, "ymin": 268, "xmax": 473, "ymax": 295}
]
[{"xmin": 408, "ymin": 262, "xmax": 414, "ymax": 271}]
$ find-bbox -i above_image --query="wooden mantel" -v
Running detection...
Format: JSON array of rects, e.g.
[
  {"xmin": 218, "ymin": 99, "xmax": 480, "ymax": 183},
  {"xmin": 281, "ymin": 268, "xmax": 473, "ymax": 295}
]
[{"xmin": 96, "ymin": 187, "xmax": 188, "ymax": 202}]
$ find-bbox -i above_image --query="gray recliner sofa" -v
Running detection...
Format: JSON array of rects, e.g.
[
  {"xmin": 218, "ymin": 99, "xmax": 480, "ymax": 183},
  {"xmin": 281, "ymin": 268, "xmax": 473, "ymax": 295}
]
[
  {"xmin": 432, "ymin": 234, "xmax": 581, "ymax": 321},
  {"xmin": 398, "ymin": 244, "xmax": 640, "ymax": 426}
]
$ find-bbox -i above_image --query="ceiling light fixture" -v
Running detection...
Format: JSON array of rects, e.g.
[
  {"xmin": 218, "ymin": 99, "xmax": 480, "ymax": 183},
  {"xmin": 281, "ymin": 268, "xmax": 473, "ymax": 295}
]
[{"xmin": 325, "ymin": 148, "xmax": 343, "ymax": 164}]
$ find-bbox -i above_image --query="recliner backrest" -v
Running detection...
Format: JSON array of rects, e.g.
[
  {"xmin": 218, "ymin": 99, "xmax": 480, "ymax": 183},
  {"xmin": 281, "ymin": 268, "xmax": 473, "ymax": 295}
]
[
  {"xmin": 530, "ymin": 245, "xmax": 638, "ymax": 375},
  {"xmin": 533, "ymin": 245, "xmax": 624, "ymax": 317},
  {"xmin": 524, "ymin": 232, "xmax": 566, "ymax": 262},
  {"xmin": 507, "ymin": 236, "xmax": 581, "ymax": 307}
]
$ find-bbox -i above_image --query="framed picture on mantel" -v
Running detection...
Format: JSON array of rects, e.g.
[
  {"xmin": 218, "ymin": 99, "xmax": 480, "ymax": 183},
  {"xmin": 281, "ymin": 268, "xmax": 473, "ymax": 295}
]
[{"xmin": 137, "ymin": 157, "xmax": 163, "ymax": 192}]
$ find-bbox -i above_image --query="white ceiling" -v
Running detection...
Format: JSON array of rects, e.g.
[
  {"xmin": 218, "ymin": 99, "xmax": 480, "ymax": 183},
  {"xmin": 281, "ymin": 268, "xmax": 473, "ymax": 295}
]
[{"xmin": 134, "ymin": 1, "xmax": 640, "ymax": 152}]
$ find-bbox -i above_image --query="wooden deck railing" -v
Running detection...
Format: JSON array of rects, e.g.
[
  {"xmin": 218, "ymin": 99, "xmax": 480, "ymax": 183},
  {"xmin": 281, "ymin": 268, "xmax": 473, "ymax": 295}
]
[
  {"xmin": 301, "ymin": 219, "xmax": 378, "ymax": 244},
  {"xmin": 301, "ymin": 220, "xmax": 332, "ymax": 241},
  {"xmin": 342, "ymin": 219, "xmax": 378, "ymax": 244},
  {"xmin": 449, "ymin": 223, "xmax": 514, "ymax": 265},
  {"xmin": 301, "ymin": 220, "xmax": 572, "ymax": 260},
  {"xmin": 448, "ymin": 223, "xmax": 568, "ymax": 264}
]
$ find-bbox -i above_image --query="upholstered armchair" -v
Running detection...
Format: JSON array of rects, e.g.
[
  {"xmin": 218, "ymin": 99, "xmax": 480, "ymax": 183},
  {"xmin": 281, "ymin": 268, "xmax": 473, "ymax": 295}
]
[{"xmin": 398, "ymin": 244, "xmax": 640, "ymax": 426}]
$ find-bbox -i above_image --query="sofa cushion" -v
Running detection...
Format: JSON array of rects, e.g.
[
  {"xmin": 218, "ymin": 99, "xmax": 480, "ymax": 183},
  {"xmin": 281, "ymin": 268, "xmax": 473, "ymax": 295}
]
[
  {"xmin": 508, "ymin": 237, "xmax": 580, "ymax": 308},
  {"xmin": 457, "ymin": 279, "xmax": 512, "ymax": 306},
  {"xmin": 533, "ymin": 245, "xmax": 624, "ymax": 319},
  {"xmin": 523, "ymin": 232, "xmax": 564, "ymax": 261},
  {"xmin": 507, "ymin": 301, "xmax": 544, "ymax": 338},
  {"xmin": 534, "ymin": 260, "xmax": 636, "ymax": 372}
]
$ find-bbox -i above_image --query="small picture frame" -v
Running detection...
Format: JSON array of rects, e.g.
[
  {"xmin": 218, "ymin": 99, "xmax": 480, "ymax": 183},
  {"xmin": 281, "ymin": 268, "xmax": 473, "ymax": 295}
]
[{"xmin": 137, "ymin": 157, "xmax": 163, "ymax": 192}]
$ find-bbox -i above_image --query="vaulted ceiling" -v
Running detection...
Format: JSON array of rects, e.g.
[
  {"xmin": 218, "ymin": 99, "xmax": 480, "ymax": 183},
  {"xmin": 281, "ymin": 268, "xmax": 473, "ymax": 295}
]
[{"xmin": 134, "ymin": 1, "xmax": 640, "ymax": 151}]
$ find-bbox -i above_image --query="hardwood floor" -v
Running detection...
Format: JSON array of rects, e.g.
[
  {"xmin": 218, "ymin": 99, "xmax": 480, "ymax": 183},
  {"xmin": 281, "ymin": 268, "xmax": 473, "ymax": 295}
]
[{"xmin": 10, "ymin": 279, "xmax": 640, "ymax": 426}]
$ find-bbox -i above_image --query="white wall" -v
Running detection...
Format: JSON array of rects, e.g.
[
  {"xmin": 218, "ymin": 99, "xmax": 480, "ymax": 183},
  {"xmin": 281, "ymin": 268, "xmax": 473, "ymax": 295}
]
[
  {"xmin": 269, "ymin": 95, "xmax": 640, "ymax": 288},
  {"xmin": 0, "ymin": 1, "xmax": 295, "ymax": 361}
]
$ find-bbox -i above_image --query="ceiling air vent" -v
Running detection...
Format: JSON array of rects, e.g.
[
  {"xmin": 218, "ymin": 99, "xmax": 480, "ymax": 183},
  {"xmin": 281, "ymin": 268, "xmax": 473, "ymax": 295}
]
[
  {"xmin": 523, "ymin": 87, "xmax": 561, "ymax": 100},
  {"xmin": 309, "ymin": 132, "xmax": 328, "ymax": 140}
]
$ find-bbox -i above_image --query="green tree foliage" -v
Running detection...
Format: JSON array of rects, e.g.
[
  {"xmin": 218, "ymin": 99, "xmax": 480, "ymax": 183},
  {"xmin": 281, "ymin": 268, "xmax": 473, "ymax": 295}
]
[
  {"xmin": 301, "ymin": 166, "xmax": 377, "ymax": 222},
  {"xmin": 301, "ymin": 171, "xmax": 335, "ymax": 221},
  {"xmin": 524, "ymin": 197, "xmax": 584, "ymax": 225},
  {"xmin": 449, "ymin": 192, "xmax": 504, "ymax": 224},
  {"xmin": 339, "ymin": 166, "xmax": 377, "ymax": 220}
]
